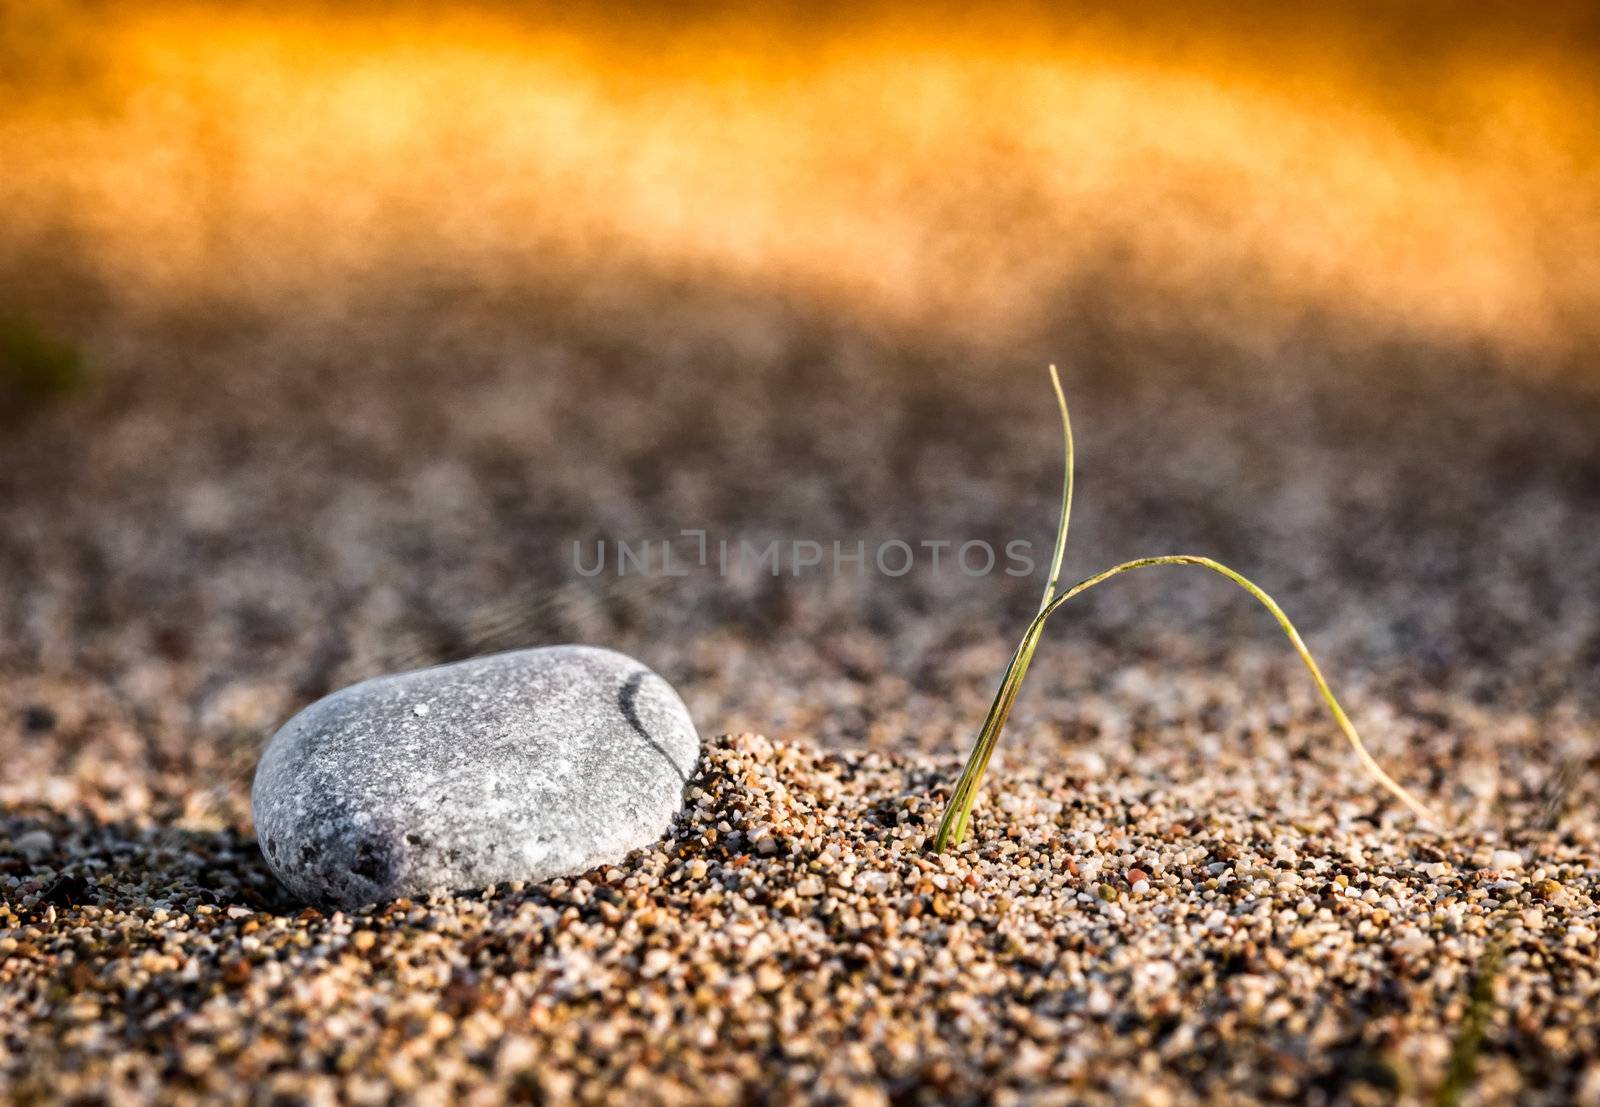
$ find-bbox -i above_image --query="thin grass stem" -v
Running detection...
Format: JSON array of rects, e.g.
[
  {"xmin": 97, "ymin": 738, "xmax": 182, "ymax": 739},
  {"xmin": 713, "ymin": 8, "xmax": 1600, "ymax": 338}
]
[
  {"xmin": 1037, "ymin": 364, "xmax": 1073, "ymax": 614},
  {"xmin": 935, "ymin": 555, "xmax": 1439, "ymax": 850},
  {"xmin": 933, "ymin": 368, "xmax": 1437, "ymax": 852},
  {"xmin": 934, "ymin": 365, "xmax": 1076, "ymax": 850}
]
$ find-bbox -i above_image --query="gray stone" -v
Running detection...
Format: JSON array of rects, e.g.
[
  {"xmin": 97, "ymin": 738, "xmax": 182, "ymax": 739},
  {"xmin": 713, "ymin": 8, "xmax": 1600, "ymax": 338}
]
[{"xmin": 252, "ymin": 646, "xmax": 699, "ymax": 909}]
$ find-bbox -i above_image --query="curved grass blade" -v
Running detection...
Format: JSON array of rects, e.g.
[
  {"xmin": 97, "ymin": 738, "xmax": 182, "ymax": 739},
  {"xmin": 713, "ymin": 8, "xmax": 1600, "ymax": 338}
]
[
  {"xmin": 935, "ymin": 364, "xmax": 1075, "ymax": 850},
  {"xmin": 933, "ymin": 376, "xmax": 1438, "ymax": 851}
]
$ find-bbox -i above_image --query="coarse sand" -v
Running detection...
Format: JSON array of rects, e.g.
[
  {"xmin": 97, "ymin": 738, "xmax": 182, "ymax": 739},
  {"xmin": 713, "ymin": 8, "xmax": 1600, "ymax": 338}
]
[{"xmin": 3, "ymin": 285, "xmax": 1600, "ymax": 1104}]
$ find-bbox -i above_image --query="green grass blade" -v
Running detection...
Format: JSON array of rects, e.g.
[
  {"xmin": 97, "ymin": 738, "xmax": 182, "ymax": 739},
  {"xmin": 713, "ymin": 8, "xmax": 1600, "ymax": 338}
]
[
  {"xmin": 934, "ymin": 370, "xmax": 1437, "ymax": 851},
  {"xmin": 933, "ymin": 365, "xmax": 1074, "ymax": 852},
  {"xmin": 936, "ymin": 554, "xmax": 1440, "ymax": 850},
  {"xmin": 1037, "ymin": 363, "xmax": 1073, "ymax": 613}
]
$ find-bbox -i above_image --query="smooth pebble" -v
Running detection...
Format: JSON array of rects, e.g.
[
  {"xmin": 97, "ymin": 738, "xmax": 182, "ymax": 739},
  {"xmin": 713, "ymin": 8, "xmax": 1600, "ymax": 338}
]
[{"xmin": 253, "ymin": 646, "xmax": 699, "ymax": 908}]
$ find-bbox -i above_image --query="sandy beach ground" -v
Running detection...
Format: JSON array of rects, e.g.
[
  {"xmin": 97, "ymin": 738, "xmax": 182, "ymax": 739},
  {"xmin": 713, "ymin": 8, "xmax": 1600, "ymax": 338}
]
[
  {"xmin": 4, "ymin": 5, "xmax": 1600, "ymax": 1103},
  {"xmin": 3, "ymin": 283, "xmax": 1598, "ymax": 1104}
]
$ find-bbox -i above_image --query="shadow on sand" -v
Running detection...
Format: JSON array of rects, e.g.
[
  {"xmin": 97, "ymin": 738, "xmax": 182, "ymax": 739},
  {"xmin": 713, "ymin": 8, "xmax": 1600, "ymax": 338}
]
[{"xmin": 1, "ymin": 806, "xmax": 302, "ymax": 919}]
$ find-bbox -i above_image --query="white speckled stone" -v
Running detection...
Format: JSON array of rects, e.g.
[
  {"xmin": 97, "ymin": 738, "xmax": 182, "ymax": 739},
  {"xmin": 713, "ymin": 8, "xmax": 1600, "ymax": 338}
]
[{"xmin": 252, "ymin": 646, "xmax": 699, "ymax": 908}]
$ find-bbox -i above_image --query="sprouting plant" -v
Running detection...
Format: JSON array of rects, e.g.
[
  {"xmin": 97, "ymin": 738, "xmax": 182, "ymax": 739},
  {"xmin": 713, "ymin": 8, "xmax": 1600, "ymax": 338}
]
[{"xmin": 934, "ymin": 366, "xmax": 1437, "ymax": 852}]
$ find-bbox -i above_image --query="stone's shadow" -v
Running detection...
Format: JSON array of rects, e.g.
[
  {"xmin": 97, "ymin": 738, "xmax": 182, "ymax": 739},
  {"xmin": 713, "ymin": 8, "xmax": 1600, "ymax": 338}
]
[
  {"xmin": 0, "ymin": 806, "xmax": 302, "ymax": 918},
  {"xmin": 618, "ymin": 669, "xmax": 691, "ymax": 785},
  {"xmin": 0, "ymin": 670, "xmax": 693, "ymax": 922}
]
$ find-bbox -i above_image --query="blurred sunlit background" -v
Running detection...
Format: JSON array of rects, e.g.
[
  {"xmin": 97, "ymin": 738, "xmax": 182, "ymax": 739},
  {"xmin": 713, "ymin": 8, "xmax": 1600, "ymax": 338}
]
[
  {"xmin": 2, "ymin": 2, "xmax": 1598, "ymax": 821},
  {"xmin": 5, "ymin": 3, "xmax": 1600, "ymax": 357}
]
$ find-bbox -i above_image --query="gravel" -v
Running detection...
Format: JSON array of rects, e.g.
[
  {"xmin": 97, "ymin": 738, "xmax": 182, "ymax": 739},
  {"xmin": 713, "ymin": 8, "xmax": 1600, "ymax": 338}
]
[
  {"xmin": 1, "ymin": 278, "xmax": 1598, "ymax": 1103},
  {"xmin": 4, "ymin": 732, "xmax": 1599, "ymax": 1105}
]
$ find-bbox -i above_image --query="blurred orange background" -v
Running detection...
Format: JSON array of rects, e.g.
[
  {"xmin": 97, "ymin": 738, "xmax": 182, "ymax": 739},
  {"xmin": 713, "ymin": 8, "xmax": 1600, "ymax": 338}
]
[{"xmin": 4, "ymin": 2, "xmax": 1599, "ymax": 375}]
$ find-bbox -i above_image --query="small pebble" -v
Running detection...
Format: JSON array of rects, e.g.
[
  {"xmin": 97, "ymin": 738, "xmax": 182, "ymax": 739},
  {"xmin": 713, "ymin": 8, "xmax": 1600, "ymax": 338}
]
[{"xmin": 12, "ymin": 828, "xmax": 52, "ymax": 860}]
